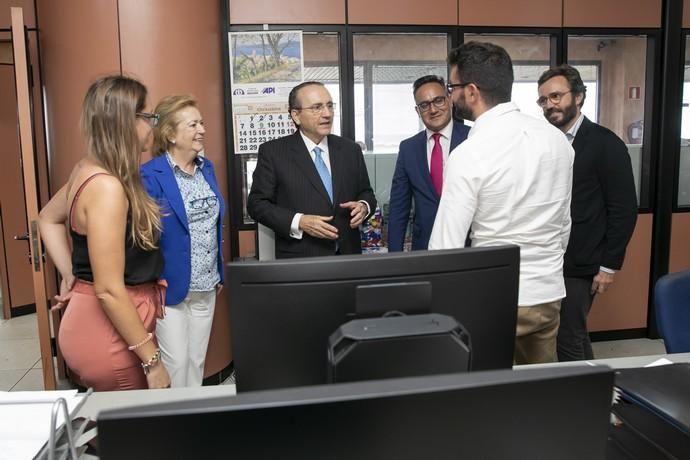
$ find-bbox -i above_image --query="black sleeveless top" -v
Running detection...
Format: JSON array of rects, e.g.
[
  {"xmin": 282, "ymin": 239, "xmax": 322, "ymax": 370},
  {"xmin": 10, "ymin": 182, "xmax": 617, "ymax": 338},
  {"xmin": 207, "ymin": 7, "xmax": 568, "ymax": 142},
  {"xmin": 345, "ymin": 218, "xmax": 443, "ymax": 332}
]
[{"xmin": 69, "ymin": 173, "xmax": 163, "ymax": 285}]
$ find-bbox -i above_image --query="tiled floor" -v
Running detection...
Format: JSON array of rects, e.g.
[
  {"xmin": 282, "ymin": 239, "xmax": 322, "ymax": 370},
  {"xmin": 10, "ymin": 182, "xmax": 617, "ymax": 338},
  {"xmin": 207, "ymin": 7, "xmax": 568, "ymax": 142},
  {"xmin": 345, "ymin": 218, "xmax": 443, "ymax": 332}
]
[
  {"xmin": 591, "ymin": 337, "xmax": 667, "ymax": 358},
  {"xmin": 0, "ymin": 313, "xmax": 669, "ymax": 391},
  {"xmin": 0, "ymin": 313, "xmax": 44, "ymax": 391}
]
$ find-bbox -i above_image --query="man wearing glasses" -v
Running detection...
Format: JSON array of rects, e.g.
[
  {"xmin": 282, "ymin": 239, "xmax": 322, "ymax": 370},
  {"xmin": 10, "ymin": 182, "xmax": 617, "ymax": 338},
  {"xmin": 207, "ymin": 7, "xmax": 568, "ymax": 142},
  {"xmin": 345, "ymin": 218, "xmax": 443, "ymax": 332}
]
[
  {"xmin": 537, "ymin": 65, "xmax": 638, "ymax": 362},
  {"xmin": 429, "ymin": 42, "xmax": 574, "ymax": 364},
  {"xmin": 248, "ymin": 81, "xmax": 376, "ymax": 258},
  {"xmin": 387, "ymin": 75, "xmax": 470, "ymax": 251}
]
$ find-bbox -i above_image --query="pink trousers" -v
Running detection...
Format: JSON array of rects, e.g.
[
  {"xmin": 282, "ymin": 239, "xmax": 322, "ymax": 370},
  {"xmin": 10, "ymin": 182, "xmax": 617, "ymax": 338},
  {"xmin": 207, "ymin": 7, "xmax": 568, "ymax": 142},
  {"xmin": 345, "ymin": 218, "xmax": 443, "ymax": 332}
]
[{"xmin": 58, "ymin": 280, "xmax": 164, "ymax": 391}]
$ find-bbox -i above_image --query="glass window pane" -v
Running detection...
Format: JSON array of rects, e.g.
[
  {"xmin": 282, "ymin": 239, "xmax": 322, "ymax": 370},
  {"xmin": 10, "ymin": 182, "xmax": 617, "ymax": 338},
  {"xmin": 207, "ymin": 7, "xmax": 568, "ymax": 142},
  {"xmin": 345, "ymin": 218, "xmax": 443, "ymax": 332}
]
[
  {"xmin": 568, "ymin": 35, "xmax": 647, "ymax": 203},
  {"xmin": 354, "ymin": 67, "xmax": 365, "ymax": 146},
  {"xmin": 352, "ymin": 33, "xmax": 450, "ymax": 216},
  {"xmin": 679, "ymin": 38, "xmax": 690, "ymax": 207},
  {"xmin": 570, "ymin": 64, "xmax": 599, "ymax": 122},
  {"xmin": 303, "ymin": 33, "xmax": 342, "ymax": 135}
]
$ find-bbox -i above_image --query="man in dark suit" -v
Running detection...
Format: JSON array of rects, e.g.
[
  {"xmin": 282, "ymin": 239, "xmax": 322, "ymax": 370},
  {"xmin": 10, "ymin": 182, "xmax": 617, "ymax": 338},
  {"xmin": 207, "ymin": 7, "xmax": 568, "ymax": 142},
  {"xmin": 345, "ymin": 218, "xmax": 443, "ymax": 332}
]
[
  {"xmin": 247, "ymin": 81, "xmax": 376, "ymax": 259},
  {"xmin": 538, "ymin": 64, "xmax": 638, "ymax": 361},
  {"xmin": 388, "ymin": 75, "xmax": 470, "ymax": 251}
]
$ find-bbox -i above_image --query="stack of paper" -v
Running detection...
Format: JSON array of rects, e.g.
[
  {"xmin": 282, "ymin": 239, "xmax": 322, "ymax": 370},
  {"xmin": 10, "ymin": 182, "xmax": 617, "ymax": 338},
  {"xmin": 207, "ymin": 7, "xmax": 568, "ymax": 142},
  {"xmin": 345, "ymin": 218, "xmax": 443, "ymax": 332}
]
[{"xmin": 0, "ymin": 390, "xmax": 84, "ymax": 460}]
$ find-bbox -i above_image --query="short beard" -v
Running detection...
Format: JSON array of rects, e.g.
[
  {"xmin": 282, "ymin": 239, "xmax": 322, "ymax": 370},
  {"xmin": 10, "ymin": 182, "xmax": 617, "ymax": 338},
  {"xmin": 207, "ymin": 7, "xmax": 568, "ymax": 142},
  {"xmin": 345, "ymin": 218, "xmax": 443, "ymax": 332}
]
[
  {"xmin": 453, "ymin": 101, "xmax": 474, "ymax": 122},
  {"xmin": 545, "ymin": 99, "xmax": 579, "ymax": 129}
]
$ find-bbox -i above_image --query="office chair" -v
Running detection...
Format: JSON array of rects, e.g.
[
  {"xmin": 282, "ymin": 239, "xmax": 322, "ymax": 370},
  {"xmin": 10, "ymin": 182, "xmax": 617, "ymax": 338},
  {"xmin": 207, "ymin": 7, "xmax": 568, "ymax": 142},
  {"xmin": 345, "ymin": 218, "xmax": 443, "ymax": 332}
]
[{"xmin": 654, "ymin": 270, "xmax": 690, "ymax": 353}]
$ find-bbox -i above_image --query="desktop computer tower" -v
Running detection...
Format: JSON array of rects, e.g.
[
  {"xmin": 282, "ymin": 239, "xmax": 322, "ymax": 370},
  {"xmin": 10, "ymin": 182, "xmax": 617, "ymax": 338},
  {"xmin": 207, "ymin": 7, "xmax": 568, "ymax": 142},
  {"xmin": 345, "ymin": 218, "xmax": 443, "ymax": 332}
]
[{"xmin": 328, "ymin": 313, "xmax": 471, "ymax": 383}]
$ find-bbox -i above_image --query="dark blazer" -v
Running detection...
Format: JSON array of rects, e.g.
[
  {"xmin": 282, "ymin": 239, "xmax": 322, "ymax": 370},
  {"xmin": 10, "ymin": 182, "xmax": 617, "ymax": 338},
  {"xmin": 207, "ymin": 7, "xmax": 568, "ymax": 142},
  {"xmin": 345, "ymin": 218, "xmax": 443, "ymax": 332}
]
[
  {"xmin": 565, "ymin": 116, "xmax": 638, "ymax": 277},
  {"xmin": 247, "ymin": 131, "xmax": 376, "ymax": 259},
  {"xmin": 141, "ymin": 154, "xmax": 225, "ymax": 305},
  {"xmin": 387, "ymin": 122, "xmax": 470, "ymax": 251}
]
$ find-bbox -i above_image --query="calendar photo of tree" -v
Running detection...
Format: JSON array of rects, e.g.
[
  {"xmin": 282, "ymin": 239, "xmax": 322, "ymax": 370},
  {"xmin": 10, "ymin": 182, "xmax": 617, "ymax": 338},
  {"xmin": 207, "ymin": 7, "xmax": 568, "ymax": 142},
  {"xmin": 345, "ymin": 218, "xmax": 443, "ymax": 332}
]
[{"xmin": 230, "ymin": 31, "xmax": 303, "ymax": 84}]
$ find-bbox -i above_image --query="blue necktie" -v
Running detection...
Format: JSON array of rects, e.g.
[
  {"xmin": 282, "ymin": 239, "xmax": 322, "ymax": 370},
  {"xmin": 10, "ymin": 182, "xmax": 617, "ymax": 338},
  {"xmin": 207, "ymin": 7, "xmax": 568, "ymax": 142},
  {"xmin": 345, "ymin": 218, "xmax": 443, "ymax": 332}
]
[{"xmin": 313, "ymin": 146, "xmax": 333, "ymax": 203}]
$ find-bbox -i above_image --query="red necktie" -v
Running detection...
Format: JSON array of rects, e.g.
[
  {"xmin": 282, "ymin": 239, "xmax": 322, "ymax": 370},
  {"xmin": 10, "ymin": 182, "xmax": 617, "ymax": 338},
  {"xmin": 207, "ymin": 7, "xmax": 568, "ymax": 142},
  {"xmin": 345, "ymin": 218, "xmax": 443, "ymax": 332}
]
[{"xmin": 430, "ymin": 132, "xmax": 443, "ymax": 196}]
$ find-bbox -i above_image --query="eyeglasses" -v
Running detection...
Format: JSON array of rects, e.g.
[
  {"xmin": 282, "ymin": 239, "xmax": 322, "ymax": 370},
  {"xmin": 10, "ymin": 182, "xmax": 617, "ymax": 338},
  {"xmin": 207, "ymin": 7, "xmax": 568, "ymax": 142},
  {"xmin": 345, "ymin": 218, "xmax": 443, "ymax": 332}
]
[
  {"xmin": 536, "ymin": 91, "xmax": 572, "ymax": 107},
  {"xmin": 446, "ymin": 82, "xmax": 477, "ymax": 93},
  {"xmin": 189, "ymin": 196, "xmax": 218, "ymax": 210},
  {"xmin": 416, "ymin": 96, "xmax": 448, "ymax": 112},
  {"xmin": 136, "ymin": 112, "xmax": 160, "ymax": 127},
  {"xmin": 293, "ymin": 102, "xmax": 336, "ymax": 114}
]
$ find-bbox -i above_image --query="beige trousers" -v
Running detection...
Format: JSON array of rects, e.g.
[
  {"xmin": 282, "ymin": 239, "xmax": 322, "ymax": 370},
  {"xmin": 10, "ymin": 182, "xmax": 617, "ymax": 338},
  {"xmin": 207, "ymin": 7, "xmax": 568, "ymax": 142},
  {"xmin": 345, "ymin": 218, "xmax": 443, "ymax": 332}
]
[{"xmin": 514, "ymin": 300, "xmax": 561, "ymax": 365}]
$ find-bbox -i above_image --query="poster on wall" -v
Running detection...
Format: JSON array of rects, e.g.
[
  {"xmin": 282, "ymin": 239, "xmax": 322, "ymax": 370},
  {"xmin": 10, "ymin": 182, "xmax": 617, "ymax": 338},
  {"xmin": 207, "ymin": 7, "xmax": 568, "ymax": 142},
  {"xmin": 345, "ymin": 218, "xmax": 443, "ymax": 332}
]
[{"xmin": 228, "ymin": 30, "xmax": 303, "ymax": 154}]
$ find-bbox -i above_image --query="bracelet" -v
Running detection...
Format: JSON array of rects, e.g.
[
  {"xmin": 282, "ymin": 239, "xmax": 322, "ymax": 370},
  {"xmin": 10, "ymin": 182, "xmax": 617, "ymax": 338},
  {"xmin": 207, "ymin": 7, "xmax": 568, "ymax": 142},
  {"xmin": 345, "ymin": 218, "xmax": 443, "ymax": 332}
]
[
  {"xmin": 141, "ymin": 349, "xmax": 162, "ymax": 375},
  {"xmin": 128, "ymin": 332, "xmax": 153, "ymax": 351}
]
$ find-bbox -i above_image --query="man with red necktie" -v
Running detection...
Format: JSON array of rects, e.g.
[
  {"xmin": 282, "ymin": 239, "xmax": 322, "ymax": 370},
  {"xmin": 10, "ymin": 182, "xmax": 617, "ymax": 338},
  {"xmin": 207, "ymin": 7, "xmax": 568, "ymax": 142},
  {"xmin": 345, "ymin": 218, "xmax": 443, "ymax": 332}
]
[{"xmin": 388, "ymin": 75, "xmax": 470, "ymax": 251}]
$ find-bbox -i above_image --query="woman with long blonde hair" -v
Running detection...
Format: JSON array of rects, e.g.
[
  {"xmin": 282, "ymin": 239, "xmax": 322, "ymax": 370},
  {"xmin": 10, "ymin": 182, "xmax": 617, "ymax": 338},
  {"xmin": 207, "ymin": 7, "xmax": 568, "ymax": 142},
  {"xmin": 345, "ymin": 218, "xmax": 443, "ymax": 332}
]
[{"xmin": 39, "ymin": 75, "xmax": 171, "ymax": 390}]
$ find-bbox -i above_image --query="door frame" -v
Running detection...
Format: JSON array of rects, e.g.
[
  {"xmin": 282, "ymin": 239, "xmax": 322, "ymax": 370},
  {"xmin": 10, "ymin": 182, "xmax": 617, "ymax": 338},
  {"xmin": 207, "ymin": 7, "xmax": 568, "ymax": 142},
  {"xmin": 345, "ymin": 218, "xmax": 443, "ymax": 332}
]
[{"xmin": 11, "ymin": 6, "xmax": 56, "ymax": 390}]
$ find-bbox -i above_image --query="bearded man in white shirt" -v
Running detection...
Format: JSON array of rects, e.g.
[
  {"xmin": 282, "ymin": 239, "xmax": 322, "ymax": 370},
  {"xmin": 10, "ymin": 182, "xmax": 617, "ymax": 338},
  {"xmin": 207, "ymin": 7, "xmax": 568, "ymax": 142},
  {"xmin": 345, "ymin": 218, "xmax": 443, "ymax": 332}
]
[{"xmin": 428, "ymin": 42, "xmax": 574, "ymax": 364}]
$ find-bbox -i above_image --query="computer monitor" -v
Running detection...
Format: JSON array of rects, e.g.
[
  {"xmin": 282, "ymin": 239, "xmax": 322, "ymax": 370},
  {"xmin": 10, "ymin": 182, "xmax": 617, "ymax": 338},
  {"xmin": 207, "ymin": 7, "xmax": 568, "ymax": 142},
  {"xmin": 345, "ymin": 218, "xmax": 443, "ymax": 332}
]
[
  {"xmin": 228, "ymin": 246, "xmax": 520, "ymax": 392},
  {"xmin": 97, "ymin": 366, "xmax": 614, "ymax": 459}
]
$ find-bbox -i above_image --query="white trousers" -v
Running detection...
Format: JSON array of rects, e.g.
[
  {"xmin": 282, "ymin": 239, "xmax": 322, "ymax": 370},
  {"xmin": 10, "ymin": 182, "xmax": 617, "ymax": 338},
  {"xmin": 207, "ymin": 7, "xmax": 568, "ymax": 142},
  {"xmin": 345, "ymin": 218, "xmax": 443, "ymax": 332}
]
[{"xmin": 156, "ymin": 290, "xmax": 216, "ymax": 387}]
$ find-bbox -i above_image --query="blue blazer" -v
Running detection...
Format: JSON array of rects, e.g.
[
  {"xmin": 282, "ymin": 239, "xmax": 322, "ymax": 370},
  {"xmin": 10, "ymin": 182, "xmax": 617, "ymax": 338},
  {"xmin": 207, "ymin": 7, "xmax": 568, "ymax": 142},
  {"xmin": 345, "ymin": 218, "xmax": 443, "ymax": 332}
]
[
  {"xmin": 141, "ymin": 154, "xmax": 225, "ymax": 306},
  {"xmin": 387, "ymin": 122, "xmax": 470, "ymax": 251}
]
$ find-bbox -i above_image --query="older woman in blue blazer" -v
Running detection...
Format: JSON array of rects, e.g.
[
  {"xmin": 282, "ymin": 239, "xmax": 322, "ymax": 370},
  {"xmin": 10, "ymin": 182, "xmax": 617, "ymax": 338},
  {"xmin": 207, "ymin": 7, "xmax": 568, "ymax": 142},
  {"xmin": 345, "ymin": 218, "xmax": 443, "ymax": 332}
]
[{"xmin": 141, "ymin": 95, "xmax": 224, "ymax": 387}]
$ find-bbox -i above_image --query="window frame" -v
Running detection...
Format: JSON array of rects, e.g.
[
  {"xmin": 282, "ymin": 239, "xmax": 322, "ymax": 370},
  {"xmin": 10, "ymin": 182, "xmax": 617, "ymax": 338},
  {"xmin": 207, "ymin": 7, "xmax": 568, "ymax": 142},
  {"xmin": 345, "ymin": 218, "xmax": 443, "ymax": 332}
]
[
  {"xmin": 220, "ymin": 16, "xmax": 660, "ymax": 258},
  {"xmin": 347, "ymin": 26, "xmax": 459, "ymax": 152},
  {"xmin": 675, "ymin": 30, "xmax": 690, "ymax": 211}
]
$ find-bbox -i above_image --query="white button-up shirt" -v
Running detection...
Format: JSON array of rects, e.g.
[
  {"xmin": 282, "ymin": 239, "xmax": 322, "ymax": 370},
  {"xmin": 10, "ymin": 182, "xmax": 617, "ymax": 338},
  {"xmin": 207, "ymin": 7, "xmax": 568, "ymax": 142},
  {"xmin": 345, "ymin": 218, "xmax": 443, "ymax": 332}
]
[
  {"xmin": 565, "ymin": 112, "xmax": 585, "ymax": 143},
  {"xmin": 429, "ymin": 102, "xmax": 574, "ymax": 306}
]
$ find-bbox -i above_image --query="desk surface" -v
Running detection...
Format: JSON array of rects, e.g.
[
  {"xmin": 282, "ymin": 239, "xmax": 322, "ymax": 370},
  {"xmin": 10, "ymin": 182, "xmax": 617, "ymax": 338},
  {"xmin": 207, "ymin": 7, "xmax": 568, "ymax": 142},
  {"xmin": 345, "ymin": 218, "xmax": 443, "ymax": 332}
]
[
  {"xmin": 77, "ymin": 383, "xmax": 236, "ymax": 420},
  {"xmin": 77, "ymin": 352, "xmax": 690, "ymax": 421},
  {"xmin": 516, "ymin": 352, "xmax": 690, "ymax": 371}
]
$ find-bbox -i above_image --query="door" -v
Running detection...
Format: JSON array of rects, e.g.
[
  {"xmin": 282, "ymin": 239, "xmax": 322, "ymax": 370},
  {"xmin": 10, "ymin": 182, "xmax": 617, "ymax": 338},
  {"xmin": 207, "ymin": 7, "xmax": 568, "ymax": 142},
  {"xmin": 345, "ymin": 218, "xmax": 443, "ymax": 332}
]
[
  {"xmin": 0, "ymin": 56, "xmax": 35, "ymax": 318},
  {"xmin": 10, "ymin": 6, "xmax": 56, "ymax": 390}
]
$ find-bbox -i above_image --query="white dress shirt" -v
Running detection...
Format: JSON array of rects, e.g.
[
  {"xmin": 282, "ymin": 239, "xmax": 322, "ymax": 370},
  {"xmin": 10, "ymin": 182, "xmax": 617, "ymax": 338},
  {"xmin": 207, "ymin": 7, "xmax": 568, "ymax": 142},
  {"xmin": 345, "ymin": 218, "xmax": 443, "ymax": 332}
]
[
  {"xmin": 429, "ymin": 102, "xmax": 574, "ymax": 306},
  {"xmin": 426, "ymin": 120, "xmax": 454, "ymax": 180},
  {"xmin": 564, "ymin": 112, "xmax": 585, "ymax": 144}
]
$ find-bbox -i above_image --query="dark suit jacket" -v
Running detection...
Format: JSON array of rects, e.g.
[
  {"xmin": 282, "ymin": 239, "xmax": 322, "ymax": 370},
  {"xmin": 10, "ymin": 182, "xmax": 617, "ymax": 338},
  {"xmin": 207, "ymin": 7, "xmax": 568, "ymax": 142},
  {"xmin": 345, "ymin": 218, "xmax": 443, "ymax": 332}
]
[
  {"xmin": 387, "ymin": 122, "xmax": 470, "ymax": 251},
  {"xmin": 565, "ymin": 116, "xmax": 638, "ymax": 277},
  {"xmin": 247, "ymin": 131, "xmax": 376, "ymax": 259}
]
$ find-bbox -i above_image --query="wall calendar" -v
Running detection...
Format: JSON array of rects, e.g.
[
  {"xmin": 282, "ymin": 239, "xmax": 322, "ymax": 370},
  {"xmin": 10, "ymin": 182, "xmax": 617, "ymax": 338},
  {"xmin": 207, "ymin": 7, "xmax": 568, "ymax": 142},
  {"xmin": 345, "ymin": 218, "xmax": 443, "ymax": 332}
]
[{"xmin": 234, "ymin": 112, "xmax": 296, "ymax": 154}]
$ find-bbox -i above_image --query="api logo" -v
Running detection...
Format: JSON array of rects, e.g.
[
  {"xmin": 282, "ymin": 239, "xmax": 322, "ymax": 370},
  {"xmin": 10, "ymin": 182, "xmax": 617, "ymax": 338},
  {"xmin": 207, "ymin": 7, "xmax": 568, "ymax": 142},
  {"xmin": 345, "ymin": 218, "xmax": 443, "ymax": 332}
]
[
  {"xmin": 232, "ymin": 88, "xmax": 245, "ymax": 96},
  {"xmin": 262, "ymin": 87, "xmax": 276, "ymax": 95}
]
